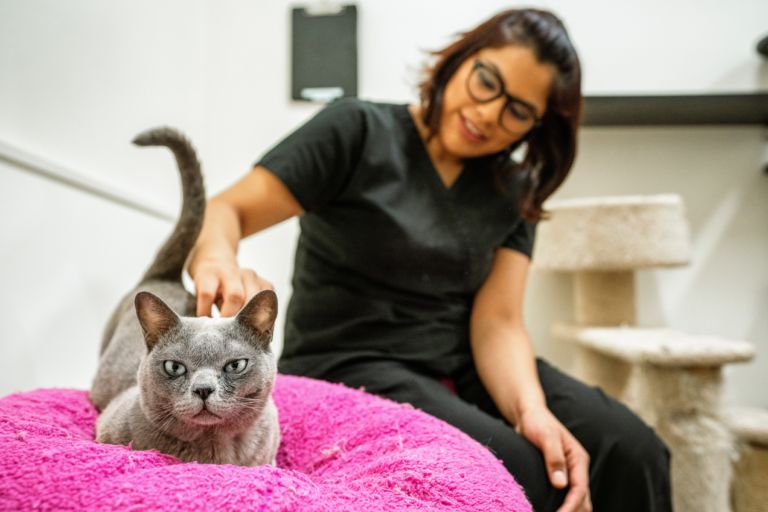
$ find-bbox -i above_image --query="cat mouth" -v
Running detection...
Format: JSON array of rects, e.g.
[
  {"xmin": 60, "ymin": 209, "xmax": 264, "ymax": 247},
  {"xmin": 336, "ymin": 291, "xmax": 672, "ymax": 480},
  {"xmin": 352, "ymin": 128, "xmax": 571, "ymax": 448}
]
[{"xmin": 190, "ymin": 408, "xmax": 223, "ymax": 425}]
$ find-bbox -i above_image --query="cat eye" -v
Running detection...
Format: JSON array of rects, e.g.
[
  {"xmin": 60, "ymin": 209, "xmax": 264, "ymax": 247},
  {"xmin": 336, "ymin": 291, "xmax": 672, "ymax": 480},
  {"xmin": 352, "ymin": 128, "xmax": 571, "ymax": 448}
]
[
  {"xmin": 224, "ymin": 359, "xmax": 249, "ymax": 374},
  {"xmin": 163, "ymin": 360, "xmax": 187, "ymax": 377}
]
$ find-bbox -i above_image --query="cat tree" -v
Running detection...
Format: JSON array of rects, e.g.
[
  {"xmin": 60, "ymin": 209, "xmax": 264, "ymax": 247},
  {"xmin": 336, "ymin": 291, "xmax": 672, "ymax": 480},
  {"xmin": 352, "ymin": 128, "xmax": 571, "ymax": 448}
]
[
  {"xmin": 723, "ymin": 406, "xmax": 768, "ymax": 512},
  {"xmin": 534, "ymin": 194, "xmax": 758, "ymax": 512}
]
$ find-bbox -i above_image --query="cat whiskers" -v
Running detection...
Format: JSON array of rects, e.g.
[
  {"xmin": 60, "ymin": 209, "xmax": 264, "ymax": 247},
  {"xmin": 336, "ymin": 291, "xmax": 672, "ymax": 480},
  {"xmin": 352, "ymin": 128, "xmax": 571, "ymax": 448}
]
[
  {"xmin": 151, "ymin": 404, "xmax": 179, "ymax": 434},
  {"xmin": 237, "ymin": 396, "xmax": 267, "ymax": 411}
]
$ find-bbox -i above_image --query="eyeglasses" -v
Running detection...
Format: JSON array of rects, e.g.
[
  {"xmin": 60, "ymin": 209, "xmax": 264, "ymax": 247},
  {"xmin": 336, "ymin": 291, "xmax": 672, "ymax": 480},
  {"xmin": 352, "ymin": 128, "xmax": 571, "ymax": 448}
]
[{"xmin": 466, "ymin": 59, "xmax": 542, "ymax": 133}]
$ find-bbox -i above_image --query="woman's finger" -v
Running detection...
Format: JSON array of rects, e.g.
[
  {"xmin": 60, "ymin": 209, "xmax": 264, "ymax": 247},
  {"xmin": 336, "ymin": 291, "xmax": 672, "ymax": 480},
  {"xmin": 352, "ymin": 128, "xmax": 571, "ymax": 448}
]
[
  {"xmin": 557, "ymin": 432, "xmax": 591, "ymax": 512},
  {"xmin": 195, "ymin": 272, "xmax": 221, "ymax": 317},
  {"xmin": 249, "ymin": 268, "xmax": 275, "ymax": 292},
  {"xmin": 256, "ymin": 275, "xmax": 275, "ymax": 291},
  {"xmin": 218, "ymin": 268, "xmax": 246, "ymax": 317},
  {"xmin": 541, "ymin": 431, "xmax": 568, "ymax": 489},
  {"xmin": 557, "ymin": 486, "xmax": 588, "ymax": 512},
  {"xmin": 240, "ymin": 269, "xmax": 261, "ymax": 303}
]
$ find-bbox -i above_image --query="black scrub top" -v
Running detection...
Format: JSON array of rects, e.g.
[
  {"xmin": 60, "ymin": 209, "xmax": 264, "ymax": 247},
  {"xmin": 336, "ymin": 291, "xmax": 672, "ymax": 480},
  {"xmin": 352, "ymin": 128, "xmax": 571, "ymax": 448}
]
[{"xmin": 257, "ymin": 98, "xmax": 536, "ymax": 378}]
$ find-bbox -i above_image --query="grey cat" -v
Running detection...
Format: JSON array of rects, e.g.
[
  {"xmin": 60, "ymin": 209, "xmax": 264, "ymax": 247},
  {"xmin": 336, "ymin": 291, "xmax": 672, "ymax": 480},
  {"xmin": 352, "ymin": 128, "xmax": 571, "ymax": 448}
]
[{"xmin": 90, "ymin": 127, "xmax": 280, "ymax": 466}]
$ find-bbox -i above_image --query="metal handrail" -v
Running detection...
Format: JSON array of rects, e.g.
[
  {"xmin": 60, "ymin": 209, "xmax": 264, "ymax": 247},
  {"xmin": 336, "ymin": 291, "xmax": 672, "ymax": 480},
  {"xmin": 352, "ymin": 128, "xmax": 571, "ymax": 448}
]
[{"xmin": 0, "ymin": 138, "xmax": 174, "ymax": 222}]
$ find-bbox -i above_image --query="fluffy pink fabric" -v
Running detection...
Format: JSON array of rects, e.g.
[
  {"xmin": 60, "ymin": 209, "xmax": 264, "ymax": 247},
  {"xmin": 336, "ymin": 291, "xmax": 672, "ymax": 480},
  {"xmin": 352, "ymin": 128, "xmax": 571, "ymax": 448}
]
[{"xmin": 0, "ymin": 375, "xmax": 531, "ymax": 511}]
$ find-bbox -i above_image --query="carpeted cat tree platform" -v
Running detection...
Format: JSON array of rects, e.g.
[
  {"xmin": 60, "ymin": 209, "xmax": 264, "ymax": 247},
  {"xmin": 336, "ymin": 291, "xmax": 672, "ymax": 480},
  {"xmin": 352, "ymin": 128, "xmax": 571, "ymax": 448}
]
[
  {"xmin": 0, "ymin": 375, "xmax": 531, "ymax": 511},
  {"xmin": 535, "ymin": 194, "xmax": 761, "ymax": 512}
]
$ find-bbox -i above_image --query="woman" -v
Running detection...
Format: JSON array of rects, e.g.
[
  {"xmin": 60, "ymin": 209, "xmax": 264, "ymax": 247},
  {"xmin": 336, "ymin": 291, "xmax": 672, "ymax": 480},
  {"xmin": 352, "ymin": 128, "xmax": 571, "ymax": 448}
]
[{"xmin": 188, "ymin": 8, "xmax": 672, "ymax": 512}]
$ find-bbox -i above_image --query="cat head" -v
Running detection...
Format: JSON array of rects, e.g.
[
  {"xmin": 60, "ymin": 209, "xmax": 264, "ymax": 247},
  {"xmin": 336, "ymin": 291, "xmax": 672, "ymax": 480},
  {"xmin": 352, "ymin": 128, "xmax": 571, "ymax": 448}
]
[{"xmin": 133, "ymin": 290, "xmax": 277, "ymax": 438}]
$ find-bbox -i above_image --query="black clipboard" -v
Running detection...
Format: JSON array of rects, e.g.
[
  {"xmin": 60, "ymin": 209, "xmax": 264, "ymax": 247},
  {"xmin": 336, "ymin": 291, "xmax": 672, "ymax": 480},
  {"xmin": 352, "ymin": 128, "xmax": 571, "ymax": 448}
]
[{"xmin": 291, "ymin": 4, "xmax": 358, "ymax": 102}]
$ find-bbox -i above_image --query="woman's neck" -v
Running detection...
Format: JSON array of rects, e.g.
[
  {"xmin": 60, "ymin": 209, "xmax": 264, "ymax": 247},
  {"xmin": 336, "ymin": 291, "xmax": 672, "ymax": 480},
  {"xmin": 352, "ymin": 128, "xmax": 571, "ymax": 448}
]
[{"xmin": 408, "ymin": 104, "xmax": 464, "ymax": 187}]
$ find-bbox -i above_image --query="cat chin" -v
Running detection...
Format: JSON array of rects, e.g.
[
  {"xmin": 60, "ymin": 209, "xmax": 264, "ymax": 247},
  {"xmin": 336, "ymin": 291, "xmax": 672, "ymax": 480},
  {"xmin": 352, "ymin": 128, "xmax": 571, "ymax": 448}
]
[{"xmin": 186, "ymin": 410, "xmax": 226, "ymax": 427}]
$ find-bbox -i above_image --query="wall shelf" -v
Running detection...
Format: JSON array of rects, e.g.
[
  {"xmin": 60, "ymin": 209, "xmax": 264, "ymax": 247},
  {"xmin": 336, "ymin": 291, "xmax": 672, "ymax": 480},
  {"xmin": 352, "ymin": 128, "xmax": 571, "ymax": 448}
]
[{"xmin": 582, "ymin": 93, "xmax": 768, "ymax": 126}]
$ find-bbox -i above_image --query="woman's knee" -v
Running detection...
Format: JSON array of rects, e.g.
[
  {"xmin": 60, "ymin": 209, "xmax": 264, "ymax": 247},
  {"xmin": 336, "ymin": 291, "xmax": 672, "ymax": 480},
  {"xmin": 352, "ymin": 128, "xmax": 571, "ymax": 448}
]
[
  {"xmin": 488, "ymin": 433, "xmax": 567, "ymax": 512},
  {"xmin": 572, "ymin": 396, "xmax": 669, "ymax": 504},
  {"xmin": 571, "ymin": 389, "xmax": 668, "ymax": 473},
  {"xmin": 538, "ymin": 362, "xmax": 669, "ymax": 477},
  {"xmin": 609, "ymin": 416, "xmax": 670, "ymax": 476},
  {"xmin": 592, "ymin": 412, "xmax": 672, "ymax": 510}
]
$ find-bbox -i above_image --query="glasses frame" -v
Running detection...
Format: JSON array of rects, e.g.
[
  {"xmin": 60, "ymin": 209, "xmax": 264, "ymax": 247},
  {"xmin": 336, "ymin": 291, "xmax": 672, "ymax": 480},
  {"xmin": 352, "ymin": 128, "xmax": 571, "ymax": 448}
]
[{"xmin": 466, "ymin": 59, "xmax": 543, "ymax": 133}]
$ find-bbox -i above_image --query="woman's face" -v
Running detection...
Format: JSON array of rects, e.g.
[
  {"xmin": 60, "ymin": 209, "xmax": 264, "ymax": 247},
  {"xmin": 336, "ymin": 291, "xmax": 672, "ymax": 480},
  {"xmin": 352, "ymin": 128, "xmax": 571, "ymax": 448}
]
[{"xmin": 437, "ymin": 44, "xmax": 555, "ymax": 160}]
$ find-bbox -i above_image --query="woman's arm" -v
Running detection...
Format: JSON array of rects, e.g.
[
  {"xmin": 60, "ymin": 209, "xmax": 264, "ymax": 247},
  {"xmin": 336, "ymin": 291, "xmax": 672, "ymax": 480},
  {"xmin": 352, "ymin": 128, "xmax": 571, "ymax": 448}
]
[
  {"xmin": 470, "ymin": 248, "xmax": 591, "ymax": 512},
  {"xmin": 187, "ymin": 165, "xmax": 304, "ymax": 317},
  {"xmin": 470, "ymin": 249, "xmax": 543, "ymax": 422}
]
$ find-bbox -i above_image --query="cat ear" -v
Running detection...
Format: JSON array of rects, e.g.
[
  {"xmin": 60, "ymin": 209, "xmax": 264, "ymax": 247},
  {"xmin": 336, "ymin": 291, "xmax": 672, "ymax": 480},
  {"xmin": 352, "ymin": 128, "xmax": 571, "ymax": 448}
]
[
  {"xmin": 235, "ymin": 290, "xmax": 277, "ymax": 341},
  {"xmin": 134, "ymin": 291, "xmax": 180, "ymax": 351}
]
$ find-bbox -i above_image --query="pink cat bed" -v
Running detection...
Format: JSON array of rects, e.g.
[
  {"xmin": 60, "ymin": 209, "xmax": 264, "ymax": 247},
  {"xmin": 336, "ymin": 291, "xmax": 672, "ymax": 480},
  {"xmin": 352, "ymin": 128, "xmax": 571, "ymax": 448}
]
[{"xmin": 0, "ymin": 375, "xmax": 530, "ymax": 511}]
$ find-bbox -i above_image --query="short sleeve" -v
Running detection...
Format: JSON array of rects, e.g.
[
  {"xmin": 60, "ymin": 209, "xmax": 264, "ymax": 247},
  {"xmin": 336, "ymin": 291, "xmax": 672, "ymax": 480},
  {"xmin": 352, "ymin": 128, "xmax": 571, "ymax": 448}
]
[
  {"xmin": 256, "ymin": 98, "xmax": 366, "ymax": 212},
  {"xmin": 500, "ymin": 218, "xmax": 537, "ymax": 258}
]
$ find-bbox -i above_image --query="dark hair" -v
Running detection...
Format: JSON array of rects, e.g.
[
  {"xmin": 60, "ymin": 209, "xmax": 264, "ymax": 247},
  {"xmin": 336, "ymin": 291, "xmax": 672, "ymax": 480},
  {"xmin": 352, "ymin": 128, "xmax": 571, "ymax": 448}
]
[{"xmin": 419, "ymin": 9, "xmax": 582, "ymax": 221}]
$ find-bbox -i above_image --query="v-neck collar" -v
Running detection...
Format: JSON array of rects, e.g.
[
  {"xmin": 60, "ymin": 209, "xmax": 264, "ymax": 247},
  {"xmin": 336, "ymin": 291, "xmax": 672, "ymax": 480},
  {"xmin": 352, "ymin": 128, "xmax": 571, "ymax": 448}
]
[{"xmin": 400, "ymin": 104, "xmax": 468, "ymax": 193}]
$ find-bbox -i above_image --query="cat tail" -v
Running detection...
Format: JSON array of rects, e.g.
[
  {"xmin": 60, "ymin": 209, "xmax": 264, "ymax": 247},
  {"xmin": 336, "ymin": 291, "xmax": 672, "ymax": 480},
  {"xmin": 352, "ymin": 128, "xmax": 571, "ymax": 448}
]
[{"xmin": 133, "ymin": 127, "xmax": 206, "ymax": 283}]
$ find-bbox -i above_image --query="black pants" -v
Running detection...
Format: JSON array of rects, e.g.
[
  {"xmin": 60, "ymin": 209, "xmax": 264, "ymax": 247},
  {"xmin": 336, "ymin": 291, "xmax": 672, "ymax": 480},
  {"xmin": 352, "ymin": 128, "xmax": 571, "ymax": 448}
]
[{"xmin": 319, "ymin": 358, "xmax": 672, "ymax": 512}]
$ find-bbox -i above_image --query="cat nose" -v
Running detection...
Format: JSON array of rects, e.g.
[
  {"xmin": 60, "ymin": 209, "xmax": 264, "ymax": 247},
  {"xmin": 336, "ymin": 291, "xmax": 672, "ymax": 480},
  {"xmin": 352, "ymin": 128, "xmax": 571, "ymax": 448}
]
[{"xmin": 193, "ymin": 387, "xmax": 214, "ymax": 400}]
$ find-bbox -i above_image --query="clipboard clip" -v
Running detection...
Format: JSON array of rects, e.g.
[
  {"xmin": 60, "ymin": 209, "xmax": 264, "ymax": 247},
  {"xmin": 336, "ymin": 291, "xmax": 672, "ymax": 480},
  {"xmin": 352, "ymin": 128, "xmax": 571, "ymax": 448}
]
[{"xmin": 301, "ymin": 1, "xmax": 347, "ymax": 17}]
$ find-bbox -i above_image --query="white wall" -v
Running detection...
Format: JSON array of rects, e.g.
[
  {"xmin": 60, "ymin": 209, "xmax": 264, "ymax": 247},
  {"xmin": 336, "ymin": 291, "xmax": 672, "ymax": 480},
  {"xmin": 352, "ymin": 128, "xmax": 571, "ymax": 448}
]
[{"xmin": 1, "ymin": 0, "xmax": 766, "ymax": 407}]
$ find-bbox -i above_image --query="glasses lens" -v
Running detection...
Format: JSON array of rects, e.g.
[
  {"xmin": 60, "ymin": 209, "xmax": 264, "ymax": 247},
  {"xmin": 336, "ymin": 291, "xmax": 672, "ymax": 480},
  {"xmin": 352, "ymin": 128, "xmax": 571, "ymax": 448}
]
[
  {"xmin": 468, "ymin": 61, "xmax": 538, "ymax": 133},
  {"xmin": 468, "ymin": 63, "xmax": 501, "ymax": 102},
  {"xmin": 500, "ymin": 101, "xmax": 537, "ymax": 132}
]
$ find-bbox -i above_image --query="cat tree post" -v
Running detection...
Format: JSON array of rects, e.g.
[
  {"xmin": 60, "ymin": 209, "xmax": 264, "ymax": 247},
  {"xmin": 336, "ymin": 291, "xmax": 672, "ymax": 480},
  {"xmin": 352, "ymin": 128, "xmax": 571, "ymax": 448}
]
[
  {"xmin": 723, "ymin": 407, "xmax": 768, "ymax": 512},
  {"xmin": 571, "ymin": 270, "xmax": 636, "ymax": 398},
  {"xmin": 550, "ymin": 325, "xmax": 754, "ymax": 512},
  {"xmin": 534, "ymin": 195, "xmax": 690, "ymax": 402},
  {"xmin": 535, "ymin": 194, "xmax": 755, "ymax": 512}
]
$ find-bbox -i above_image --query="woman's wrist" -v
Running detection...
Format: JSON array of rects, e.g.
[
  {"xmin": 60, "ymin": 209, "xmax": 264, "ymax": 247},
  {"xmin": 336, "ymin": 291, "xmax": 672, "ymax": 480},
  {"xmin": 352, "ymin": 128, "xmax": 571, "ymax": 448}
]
[
  {"xmin": 509, "ymin": 393, "xmax": 547, "ymax": 425},
  {"xmin": 188, "ymin": 199, "xmax": 244, "ymax": 276},
  {"xmin": 186, "ymin": 241, "xmax": 237, "ymax": 278}
]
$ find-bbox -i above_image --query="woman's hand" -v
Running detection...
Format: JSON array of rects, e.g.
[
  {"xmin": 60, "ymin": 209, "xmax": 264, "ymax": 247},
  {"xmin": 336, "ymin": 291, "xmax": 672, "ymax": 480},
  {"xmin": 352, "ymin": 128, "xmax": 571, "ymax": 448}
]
[
  {"xmin": 189, "ymin": 256, "xmax": 273, "ymax": 317},
  {"xmin": 517, "ymin": 406, "xmax": 592, "ymax": 512},
  {"xmin": 469, "ymin": 249, "xmax": 591, "ymax": 510},
  {"xmin": 183, "ymin": 166, "xmax": 302, "ymax": 317}
]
